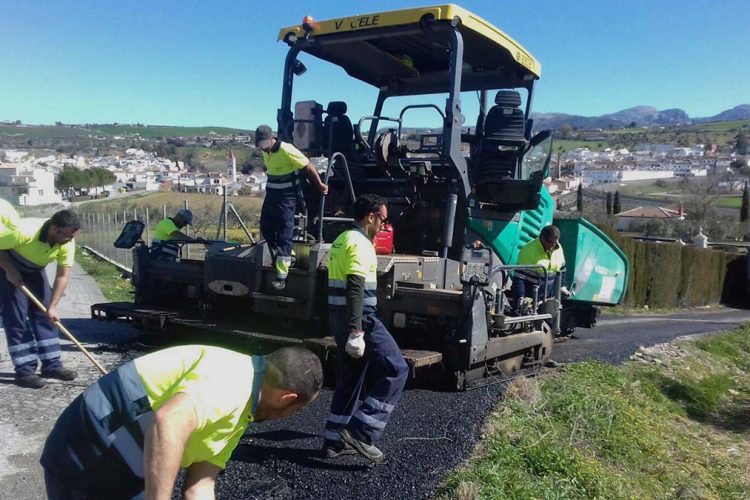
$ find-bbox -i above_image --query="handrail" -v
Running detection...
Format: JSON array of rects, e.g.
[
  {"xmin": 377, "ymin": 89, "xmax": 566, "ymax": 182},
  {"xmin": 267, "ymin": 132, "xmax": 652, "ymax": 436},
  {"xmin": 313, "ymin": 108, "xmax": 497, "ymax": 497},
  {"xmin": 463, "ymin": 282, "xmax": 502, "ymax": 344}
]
[
  {"xmin": 356, "ymin": 115, "xmax": 401, "ymax": 153},
  {"xmin": 318, "ymin": 152, "xmax": 356, "ymax": 243},
  {"xmin": 397, "ymin": 104, "xmax": 445, "ymax": 140}
]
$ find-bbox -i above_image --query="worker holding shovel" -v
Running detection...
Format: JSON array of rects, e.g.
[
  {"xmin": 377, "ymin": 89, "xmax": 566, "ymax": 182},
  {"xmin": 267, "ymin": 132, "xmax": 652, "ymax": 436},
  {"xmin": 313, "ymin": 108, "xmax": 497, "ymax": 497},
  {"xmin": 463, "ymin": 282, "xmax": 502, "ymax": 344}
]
[{"xmin": 0, "ymin": 209, "xmax": 81, "ymax": 388}]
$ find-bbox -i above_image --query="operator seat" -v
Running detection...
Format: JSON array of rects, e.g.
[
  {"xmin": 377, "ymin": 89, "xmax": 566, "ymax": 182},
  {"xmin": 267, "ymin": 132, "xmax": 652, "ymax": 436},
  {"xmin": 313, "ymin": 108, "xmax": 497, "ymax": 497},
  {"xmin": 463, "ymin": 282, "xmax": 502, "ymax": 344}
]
[
  {"xmin": 323, "ymin": 101, "xmax": 354, "ymax": 158},
  {"xmin": 483, "ymin": 90, "xmax": 526, "ymax": 144},
  {"xmin": 477, "ymin": 90, "xmax": 527, "ymax": 182}
]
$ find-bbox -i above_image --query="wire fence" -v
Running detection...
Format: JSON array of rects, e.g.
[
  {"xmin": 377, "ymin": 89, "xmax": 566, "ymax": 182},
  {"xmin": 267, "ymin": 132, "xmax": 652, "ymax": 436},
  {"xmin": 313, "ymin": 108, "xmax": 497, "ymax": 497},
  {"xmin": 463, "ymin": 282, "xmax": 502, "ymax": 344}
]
[{"xmin": 77, "ymin": 201, "xmax": 198, "ymax": 270}]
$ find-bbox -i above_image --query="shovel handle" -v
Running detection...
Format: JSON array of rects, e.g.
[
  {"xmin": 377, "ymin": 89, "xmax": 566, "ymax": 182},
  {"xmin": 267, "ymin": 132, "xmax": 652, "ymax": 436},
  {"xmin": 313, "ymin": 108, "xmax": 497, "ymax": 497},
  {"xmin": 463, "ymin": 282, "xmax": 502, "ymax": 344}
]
[{"xmin": 19, "ymin": 285, "xmax": 108, "ymax": 375}]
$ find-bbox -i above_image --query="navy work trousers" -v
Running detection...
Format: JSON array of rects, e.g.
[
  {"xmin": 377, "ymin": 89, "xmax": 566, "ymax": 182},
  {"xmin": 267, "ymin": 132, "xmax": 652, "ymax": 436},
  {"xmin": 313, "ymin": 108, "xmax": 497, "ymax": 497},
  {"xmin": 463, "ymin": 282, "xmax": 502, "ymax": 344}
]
[
  {"xmin": 260, "ymin": 194, "xmax": 296, "ymax": 280},
  {"xmin": 1, "ymin": 268, "xmax": 62, "ymax": 376},
  {"xmin": 324, "ymin": 312, "xmax": 409, "ymax": 445}
]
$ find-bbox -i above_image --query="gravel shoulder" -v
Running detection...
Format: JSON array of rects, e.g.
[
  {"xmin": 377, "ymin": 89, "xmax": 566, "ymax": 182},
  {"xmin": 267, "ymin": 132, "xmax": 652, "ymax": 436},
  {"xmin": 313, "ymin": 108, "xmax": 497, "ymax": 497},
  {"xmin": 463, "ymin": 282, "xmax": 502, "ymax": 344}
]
[{"xmin": 0, "ymin": 263, "xmax": 138, "ymax": 499}]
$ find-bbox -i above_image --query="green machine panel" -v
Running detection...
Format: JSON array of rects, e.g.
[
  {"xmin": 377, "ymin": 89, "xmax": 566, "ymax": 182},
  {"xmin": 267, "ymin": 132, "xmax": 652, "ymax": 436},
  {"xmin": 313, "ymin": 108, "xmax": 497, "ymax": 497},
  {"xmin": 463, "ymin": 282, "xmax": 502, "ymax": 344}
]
[{"xmin": 554, "ymin": 217, "xmax": 629, "ymax": 306}]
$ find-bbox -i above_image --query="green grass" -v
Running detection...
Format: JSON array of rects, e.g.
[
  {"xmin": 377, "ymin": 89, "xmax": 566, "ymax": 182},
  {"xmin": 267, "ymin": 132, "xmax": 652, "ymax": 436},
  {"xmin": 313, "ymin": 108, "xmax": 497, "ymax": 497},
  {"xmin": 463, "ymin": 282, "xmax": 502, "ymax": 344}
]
[
  {"xmin": 715, "ymin": 196, "xmax": 742, "ymax": 208},
  {"xmin": 76, "ymin": 246, "xmax": 134, "ymax": 302},
  {"xmin": 440, "ymin": 326, "xmax": 750, "ymax": 499}
]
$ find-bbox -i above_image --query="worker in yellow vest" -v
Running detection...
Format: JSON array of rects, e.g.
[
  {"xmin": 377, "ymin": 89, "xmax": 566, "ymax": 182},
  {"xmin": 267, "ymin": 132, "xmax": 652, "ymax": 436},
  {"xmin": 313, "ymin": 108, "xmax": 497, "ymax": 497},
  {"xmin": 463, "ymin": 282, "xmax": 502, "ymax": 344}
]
[
  {"xmin": 0, "ymin": 210, "xmax": 80, "ymax": 388},
  {"xmin": 151, "ymin": 209, "xmax": 202, "ymax": 260},
  {"xmin": 513, "ymin": 224, "xmax": 569, "ymax": 313},
  {"xmin": 256, "ymin": 125, "xmax": 328, "ymax": 291},
  {"xmin": 41, "ymin": 344, "xmax": 322, "ymax": 498},
  {"xmin": 323, "ymin": 193, "xmax": 408, "ymax": 463}
]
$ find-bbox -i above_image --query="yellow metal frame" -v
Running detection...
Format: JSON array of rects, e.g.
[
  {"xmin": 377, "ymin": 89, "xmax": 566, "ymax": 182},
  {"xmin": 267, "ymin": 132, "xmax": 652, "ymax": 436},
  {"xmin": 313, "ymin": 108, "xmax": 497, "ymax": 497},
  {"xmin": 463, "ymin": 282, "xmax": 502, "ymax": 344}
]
[{"xmin": 277, "ymin": 4, "xmax": 541, "ymax": 77}]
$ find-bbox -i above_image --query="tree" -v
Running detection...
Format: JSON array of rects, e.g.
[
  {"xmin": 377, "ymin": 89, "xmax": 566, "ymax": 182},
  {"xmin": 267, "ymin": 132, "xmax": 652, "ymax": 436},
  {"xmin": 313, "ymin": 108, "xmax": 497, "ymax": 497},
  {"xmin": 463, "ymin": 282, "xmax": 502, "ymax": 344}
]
[
  {"xmin": 606, "ymin": 192, "xmax": 613, "ymax": 215},
  {"xmin": 742, "ymin": 181, "xmax": 749, "ymax": 223},
  {"xmin": 559, "ymin": 123, "xmax": 573, "ymax": 140},
  {"xmin": 576, "ymin": 184, "xmax": 583, "ymax": 212},
  {"xmin": 613, "ymin": 191, "xmax": 621, "ymax": 214},
  {"xmin": 736, "ymin": 130, "xmax": 748, "ymax": 155}
]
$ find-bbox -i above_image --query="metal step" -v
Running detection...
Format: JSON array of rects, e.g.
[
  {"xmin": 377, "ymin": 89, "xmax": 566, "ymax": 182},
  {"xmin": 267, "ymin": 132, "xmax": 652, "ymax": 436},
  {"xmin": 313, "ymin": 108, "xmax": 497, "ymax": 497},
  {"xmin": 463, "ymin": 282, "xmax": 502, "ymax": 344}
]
[
  {"xmin": 251, "ymin": 292, "xmax": 300, "ymax": 304},
  {"xmin": 304, "ymin": 336, "xmax": 443, "ymax": 368}
]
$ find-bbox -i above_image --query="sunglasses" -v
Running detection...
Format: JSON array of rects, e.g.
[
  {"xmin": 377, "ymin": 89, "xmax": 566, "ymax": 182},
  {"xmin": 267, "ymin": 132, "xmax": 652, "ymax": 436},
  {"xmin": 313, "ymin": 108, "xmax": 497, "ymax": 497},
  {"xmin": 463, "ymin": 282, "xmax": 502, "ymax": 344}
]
[{"xmin": 372, "ymin": 212, "xmax": 390, "ymax": 227}]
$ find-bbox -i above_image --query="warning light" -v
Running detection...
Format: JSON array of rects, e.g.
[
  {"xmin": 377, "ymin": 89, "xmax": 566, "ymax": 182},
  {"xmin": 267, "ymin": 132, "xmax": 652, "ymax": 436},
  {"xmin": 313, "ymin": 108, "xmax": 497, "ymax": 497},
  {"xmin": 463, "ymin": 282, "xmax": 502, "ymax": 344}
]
[{"xmin": 302, "ymin": 15, "xmax": 316, "ymax": 32}]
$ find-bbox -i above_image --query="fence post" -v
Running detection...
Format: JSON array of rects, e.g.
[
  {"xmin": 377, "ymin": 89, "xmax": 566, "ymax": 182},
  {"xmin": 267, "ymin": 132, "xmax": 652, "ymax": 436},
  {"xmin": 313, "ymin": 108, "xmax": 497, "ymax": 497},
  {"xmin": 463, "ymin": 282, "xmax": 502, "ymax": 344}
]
[
  {"xmin": 184, "ymin": 199, "xmax": 190, "ymax": 259},
  {"xmin": 163, "ymin": 204, "xmax": 167, "ymax": 219},
  {"xmin": 145, "ymin": 207, "xmax": 150, "ymax": 246}
]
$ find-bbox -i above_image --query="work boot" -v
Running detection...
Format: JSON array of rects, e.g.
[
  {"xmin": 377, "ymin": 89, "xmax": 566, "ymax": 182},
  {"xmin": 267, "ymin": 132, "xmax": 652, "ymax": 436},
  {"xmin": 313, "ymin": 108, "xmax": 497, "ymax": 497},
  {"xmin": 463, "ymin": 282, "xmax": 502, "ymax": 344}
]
[
  {"xmin": 271, "ymin": 279, "xmax": 286, "ymax": 291},
  {"xmin": 340, "ymin": 429, "xmax": 384, "ymax": 463},
  {"xmin": 321, "ymin": 439, "xmax": 357, "ymax": 459},
  {"xmin": 15, "ymin": 374, "xmax": 46, "ymax": 389},
  {"xmin": 42, "ymin": 367, "xmax": 78, "ymax": 381}
]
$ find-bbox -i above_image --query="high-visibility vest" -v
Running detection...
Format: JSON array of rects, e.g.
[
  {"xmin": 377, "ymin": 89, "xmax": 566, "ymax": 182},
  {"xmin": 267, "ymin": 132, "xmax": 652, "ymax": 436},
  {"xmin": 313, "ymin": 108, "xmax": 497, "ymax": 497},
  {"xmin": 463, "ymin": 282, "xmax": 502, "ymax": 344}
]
[{"xmin": 327, "ymin": 226, "xmax": 377, "ymax": 313}]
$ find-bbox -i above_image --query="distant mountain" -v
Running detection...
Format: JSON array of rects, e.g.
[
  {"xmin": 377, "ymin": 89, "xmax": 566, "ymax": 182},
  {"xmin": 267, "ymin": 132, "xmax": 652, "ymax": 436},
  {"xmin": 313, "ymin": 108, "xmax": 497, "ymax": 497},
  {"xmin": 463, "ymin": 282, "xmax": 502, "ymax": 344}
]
[
  {"xmin": 531, "ymin": 104, "xmax": 749, "ymax": 131},
  {"xmin": 694, "ymin": 105, "xmax": 750, "ymax": 123}
]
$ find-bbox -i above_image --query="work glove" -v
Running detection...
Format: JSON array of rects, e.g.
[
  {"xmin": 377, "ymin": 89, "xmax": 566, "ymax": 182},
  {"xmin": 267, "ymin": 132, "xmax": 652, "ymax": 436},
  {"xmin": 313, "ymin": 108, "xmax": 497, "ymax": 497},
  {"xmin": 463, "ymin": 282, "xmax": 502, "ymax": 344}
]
[
  {"xmin": 560, "ymin": 286, "xmax": 575, "ymax": 298},
  {"xmin": 345, "ymin": 330, "xmax": 365, "ymax": 358}
]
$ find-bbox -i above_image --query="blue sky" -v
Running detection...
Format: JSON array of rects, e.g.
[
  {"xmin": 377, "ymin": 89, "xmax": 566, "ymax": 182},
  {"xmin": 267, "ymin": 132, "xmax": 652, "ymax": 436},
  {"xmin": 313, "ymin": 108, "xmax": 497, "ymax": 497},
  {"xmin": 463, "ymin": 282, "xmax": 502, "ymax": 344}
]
[{"xmin": 1, "ymin": 0, "xmax": 748, "ymax": 129}]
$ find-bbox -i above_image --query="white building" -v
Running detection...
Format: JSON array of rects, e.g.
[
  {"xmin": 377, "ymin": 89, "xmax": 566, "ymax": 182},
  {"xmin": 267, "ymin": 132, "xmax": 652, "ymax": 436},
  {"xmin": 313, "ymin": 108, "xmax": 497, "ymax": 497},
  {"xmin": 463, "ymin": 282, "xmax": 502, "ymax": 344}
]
[
  {"xmin": 0, "ymin": 163, "xmax": 62, "ymax": 205},
  {"xmin": 581, "ymin": 168, "xmax": 673, "ymax": 187}
]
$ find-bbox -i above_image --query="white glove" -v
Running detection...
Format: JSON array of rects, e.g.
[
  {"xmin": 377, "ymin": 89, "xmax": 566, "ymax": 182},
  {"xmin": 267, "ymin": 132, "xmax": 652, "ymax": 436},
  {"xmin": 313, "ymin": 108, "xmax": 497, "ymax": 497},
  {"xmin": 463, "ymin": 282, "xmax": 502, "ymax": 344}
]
[
  {"xmin": 345, "ymin": 330, "xmax": 366, "ymax": 358},
  {"xmin": 561, "ymin": 286, "xmax": 575, "ymax": 298}
]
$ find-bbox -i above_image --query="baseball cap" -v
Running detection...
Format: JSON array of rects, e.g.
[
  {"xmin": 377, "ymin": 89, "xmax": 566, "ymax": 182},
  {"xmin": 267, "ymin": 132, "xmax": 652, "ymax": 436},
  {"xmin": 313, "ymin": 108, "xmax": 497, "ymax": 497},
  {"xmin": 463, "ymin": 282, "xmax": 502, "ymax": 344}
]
[
  {"xmin": 255, "ymin": 125, "xmax": 274, "ymax": 149},
  {"xmin": 177, "ymin": 209, "xmax": 193, "ymax": 225}
]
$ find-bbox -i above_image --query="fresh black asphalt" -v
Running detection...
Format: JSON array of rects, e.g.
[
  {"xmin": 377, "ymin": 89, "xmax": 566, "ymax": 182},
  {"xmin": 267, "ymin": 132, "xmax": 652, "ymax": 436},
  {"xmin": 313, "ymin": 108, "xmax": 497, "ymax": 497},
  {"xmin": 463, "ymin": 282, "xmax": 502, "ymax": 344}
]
[{"xmin": 205, "ymin": 307, "xmax": 750, "ymax": 499}]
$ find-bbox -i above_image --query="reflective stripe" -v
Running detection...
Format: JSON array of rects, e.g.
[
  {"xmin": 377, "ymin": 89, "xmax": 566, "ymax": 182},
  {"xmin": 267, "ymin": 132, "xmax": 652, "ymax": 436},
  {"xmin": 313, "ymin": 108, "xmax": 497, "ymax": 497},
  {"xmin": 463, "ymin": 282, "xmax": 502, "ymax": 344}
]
[
  {"xmin": 326, "ymin": 413, "xmax": 351, "ymax": 425},
  {"xmin": 38, "ymin": 350, "xmax": 61, "ymax": 360},
  {"xmin": 118, "ymin": 362, "xmax": 148, "ymax": 402},
  {"xmin": 36, "ymin": 338, "xmax": 59, "ymax": 347},
  {"xmin": 364, "ymin": 396, "xmax": 394, "ymax": 413},
  {"xmin": 83, "ymin": 382, "xmax": 114, "ymax": 420},
  {"xmin": 327, "ymin": 279, "xmax": 377, "ymax": 290},
  {"xmin": 353, "ymin": 410, "xmax": 387, "ymax": 430},
  {"xmin": 8, "ymin": 341, "xmax": 36, "ymax": 353},
  {"xmin": 11, "ymin": 353, "xmax": 38, "ymax": 365},
  {"xmin": 324, "ymin": 429, "xmax": 342, "ymax": 441},
  {"xmin": 109, "ymin": 426, "xmax": 144, "ymax": 478},
  {"xmin": 267, "ymin": 172, "xmax": 297, "ymax": 183},
  {"xmin": 327, "ymin": 296, "xmax": 377, "ymax": 306},
  {"xmin": 136, "ymin": 411, "xmax": 155, "ymax": 437},
  {"xmin": 266, "ymin": 181, "xmax": 294, "ymax": 189}
]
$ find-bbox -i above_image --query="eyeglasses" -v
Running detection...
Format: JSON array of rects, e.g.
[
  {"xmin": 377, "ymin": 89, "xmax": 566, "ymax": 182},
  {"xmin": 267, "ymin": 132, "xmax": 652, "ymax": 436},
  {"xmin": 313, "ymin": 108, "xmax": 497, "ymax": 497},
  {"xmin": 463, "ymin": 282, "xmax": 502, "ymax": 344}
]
[{"xmin": 372, "ymin": 212, "xmax": 389, "ymax": 227}]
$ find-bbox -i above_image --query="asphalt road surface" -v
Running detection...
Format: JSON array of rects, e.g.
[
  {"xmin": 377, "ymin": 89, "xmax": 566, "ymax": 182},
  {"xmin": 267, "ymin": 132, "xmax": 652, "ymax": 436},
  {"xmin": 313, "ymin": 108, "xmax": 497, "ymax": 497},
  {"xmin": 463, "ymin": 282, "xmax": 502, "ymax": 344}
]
[
  {"xmin": 209, "ymin": 307, "xmax": 750, "ymax": 500},
  {"xmin": 3, "ymin": 274, "xmax": 749, "ymax": 500}
]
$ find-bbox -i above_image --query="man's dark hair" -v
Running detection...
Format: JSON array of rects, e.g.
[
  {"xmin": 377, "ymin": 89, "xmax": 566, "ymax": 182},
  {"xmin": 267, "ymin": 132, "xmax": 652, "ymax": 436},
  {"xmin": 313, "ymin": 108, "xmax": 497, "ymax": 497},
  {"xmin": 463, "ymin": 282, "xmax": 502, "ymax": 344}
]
[
  {"xmin": 540, "ymin": 225, "xmax": 560, "ymax": 240},
  {"xmin": 50, "ymin": 210, "xmax": 81, "ymax": 230},
  {"xmin": 353, "ymin": 193, "xmax": 386, "ymax": 221},
  {"xmin": 264, "ymin": 347, "xmax": 323, "ymax": 403}
]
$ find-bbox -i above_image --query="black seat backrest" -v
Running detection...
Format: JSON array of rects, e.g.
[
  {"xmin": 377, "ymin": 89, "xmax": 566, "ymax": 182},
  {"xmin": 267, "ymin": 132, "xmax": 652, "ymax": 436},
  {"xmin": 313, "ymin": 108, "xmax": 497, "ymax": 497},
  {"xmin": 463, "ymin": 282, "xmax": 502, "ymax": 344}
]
[
  {"xmin": 483, "ymin": 91, "xmax": 525, "ymax": 144},
  {"xmin": 114, "ymin": 220, "xmax": 145, "ymax": 249},
  {"xmin": 323, "ymin": 101, "xmax": 354, "ymax": 157}
]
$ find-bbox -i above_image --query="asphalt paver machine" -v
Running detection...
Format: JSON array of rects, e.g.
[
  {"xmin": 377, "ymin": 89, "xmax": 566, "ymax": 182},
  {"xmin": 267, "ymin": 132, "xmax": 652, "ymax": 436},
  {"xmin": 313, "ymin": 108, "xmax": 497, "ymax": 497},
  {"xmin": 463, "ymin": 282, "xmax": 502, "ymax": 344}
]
[{"xmin": 93, "ymin": 5, "xmax": 628, "ymax": 389}]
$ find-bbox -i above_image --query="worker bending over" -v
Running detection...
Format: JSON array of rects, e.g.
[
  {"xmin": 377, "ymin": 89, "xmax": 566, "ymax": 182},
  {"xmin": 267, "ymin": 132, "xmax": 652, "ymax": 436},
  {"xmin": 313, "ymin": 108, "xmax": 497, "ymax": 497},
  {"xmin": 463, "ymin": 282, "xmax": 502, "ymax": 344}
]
[
  {"xmin": 0, "ymin": 210, "xmax": 80, "ymax": 388},
  {"xmin": 256, "ymin": 125, "xmax": 327, "ymax": 291},
  {"xmin": 41, "ymin": 345, "xmax": 323, "ymax": 499},
  {"xmin": 512, "ymin": 224, "xmax": 569, "ymax": 313},
  {"xmin": 151, "ymin": 208, "xmax": 201, "ymax": 260},
  {"xmin": 323, "ymin": 193, "xmax": 408, "ymax": 463}
]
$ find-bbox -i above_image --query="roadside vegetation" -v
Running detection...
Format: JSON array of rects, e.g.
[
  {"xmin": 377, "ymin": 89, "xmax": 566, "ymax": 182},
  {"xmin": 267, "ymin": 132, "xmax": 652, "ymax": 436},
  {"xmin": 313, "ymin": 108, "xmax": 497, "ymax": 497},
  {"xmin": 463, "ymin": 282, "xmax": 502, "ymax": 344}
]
[
  {"xmin": 440, "ymin": 326, "xmax": 750, "ymax": 499},
  {"xmin": 76, "ymin": 247, "xmax": 134, "ymax": 302}
]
